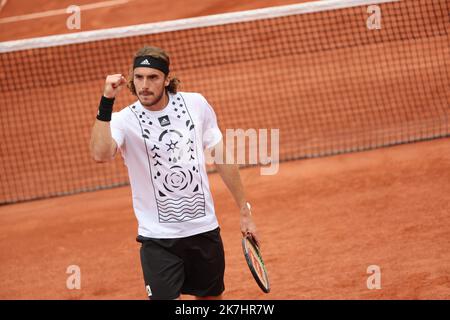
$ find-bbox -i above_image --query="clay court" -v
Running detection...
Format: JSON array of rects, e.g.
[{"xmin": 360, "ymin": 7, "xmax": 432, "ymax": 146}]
[{"xmin": 0, "ymin": 0, "xmax": 449, "ymax": 299}]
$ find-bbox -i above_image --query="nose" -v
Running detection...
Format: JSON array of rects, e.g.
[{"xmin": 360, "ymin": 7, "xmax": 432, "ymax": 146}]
[{"xmin": 142, "ymin": 78, "xmax": 150, "ymax": 89}]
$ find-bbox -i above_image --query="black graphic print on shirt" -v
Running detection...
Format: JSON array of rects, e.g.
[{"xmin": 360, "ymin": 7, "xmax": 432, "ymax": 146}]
[{"xmin": 131, "ymin": 95, "xmax": 206, "ymax": 223}]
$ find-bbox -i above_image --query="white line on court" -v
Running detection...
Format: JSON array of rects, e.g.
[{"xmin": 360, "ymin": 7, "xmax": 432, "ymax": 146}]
[{"xmin": 0, "ymin": 0, "xmax": 130, "ymax": 24}]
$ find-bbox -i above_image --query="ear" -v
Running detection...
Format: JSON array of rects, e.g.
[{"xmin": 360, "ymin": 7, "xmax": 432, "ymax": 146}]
[{"xmin": 165, "ymin": 74, "xmax": 171, "ymax": 87}]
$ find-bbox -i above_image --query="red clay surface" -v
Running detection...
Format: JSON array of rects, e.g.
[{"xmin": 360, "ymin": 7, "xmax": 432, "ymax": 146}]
[
  {"xmin": 0, "ymin": 0, "xmax": 310, "ymax": 41},
  {"xmin": 1, "ymin": 0, "xmax": 449, "ymax": 300},
  {"xmin": 1, "ymin": 138, "xmax": 449, "ymax": 299}
]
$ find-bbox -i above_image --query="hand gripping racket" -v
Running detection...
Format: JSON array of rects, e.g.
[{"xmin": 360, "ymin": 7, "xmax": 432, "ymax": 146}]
[{"xmin": 242, "ymin": 235, "xmax": 270, "ymax": 293}]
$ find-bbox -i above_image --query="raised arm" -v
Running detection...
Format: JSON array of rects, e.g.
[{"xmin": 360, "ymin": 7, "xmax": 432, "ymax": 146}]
[{"xmin": 89, "ymin": 74, "xmax": 126, "ymax": 162}]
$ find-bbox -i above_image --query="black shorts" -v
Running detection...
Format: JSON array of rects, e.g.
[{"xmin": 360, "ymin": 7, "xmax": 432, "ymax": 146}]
[{"xmin": 136, "ymin": 227, "xmax": 225, "ymax": 300}]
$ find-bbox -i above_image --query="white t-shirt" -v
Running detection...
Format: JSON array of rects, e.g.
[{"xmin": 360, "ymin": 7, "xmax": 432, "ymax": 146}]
[{"xmin": 110, "ymin": 92, "xmax": 223, "ymax": 239}]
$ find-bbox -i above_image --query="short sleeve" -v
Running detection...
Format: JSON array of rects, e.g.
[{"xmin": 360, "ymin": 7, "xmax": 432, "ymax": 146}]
[
  {"xmin": 110, "ymin": 112, "xmax": 126, "ymax": 149},
  {"xmin": 200, "ymin": 95, "xmax": 222, "ymax": 149}
]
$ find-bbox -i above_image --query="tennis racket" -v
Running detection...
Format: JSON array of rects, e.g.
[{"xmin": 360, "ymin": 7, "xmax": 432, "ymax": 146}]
[{"xmin": 242, "ymin": 235, "xmax": 270, "ymax": 293}]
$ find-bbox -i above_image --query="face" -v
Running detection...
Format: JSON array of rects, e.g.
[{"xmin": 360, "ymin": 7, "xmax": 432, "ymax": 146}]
[{"xmin": 133, "ymin": 67, "xmax": 170, "ymax": 107}]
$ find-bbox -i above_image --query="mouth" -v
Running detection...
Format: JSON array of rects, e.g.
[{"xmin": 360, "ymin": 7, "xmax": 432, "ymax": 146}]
[{"xmin": 140, "ymin": 92, "xmax": 153, "ymax": 97}]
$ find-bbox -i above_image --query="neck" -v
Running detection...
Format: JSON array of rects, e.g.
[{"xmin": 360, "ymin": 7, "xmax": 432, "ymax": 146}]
[{"xmin": 143, "ymin": 91, "xmax": 169, "ymax": 111}]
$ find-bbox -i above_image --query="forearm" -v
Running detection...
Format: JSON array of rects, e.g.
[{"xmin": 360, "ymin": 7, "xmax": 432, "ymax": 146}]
[
  {"xmin": 215, "ymin": 162, "xmax": 259, "ymax": 243},
  {"xmin": 90, "ymin": 74, "xmax": 127, "ymax": 162},
  {"xmin": 214, "ymin": 163, "xmax": 247, "ymax": 210},
  {"xmin": 90, "ymin": 120, "xmax": 116, "ymax": 162}
]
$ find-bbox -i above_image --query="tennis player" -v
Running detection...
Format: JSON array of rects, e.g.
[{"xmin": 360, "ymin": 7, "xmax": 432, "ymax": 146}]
[{"xmin": 89, "ymin": 46, "xmax": 259, "ymax": 300}]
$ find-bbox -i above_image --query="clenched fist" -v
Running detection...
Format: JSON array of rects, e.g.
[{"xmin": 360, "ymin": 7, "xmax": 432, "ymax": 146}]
[{"xmin": 103, "ymin": 74, "xmax": 127, "ymax": 98}]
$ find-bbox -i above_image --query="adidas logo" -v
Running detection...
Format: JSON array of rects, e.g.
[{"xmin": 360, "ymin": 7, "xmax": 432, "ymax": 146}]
[
  {"xmin": 146, "ymin": 285, "xmax": 152, "ymax": 297},
  {"xmin": 140, "ymin": 59, "xmax": 151, "ymax": 65},
  {"xmin": 158, "ymin": 115, "xmax": 171, "ymax": 127}
]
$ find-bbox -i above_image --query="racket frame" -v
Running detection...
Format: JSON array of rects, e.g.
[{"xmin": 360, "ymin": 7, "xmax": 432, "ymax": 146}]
[{"xmin": 242, "ymin": 235, "xmax": 270, "ymax": 293}]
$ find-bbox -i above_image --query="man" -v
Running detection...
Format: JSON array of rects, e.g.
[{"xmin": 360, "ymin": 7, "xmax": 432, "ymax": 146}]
[{"xmin": 90, "ymin": 45, "xmax": 259, "ymax": 300}]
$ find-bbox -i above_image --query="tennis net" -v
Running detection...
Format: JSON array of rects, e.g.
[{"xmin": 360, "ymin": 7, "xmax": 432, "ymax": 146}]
[{"xmin": 0, "ymin": 0, "xmax": 449, "ymax": 204}]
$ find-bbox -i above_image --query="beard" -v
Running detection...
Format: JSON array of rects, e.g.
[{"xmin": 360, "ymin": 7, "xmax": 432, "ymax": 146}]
[{"xmin": 138, "ymin": 86, "xmax": 166, "ymax": 107}]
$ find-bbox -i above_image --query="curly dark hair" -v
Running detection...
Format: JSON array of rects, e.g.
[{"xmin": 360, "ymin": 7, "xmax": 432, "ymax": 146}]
[{"xmin": 127, "ymin": 45, "xmax": 180, "ymax": 95}]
